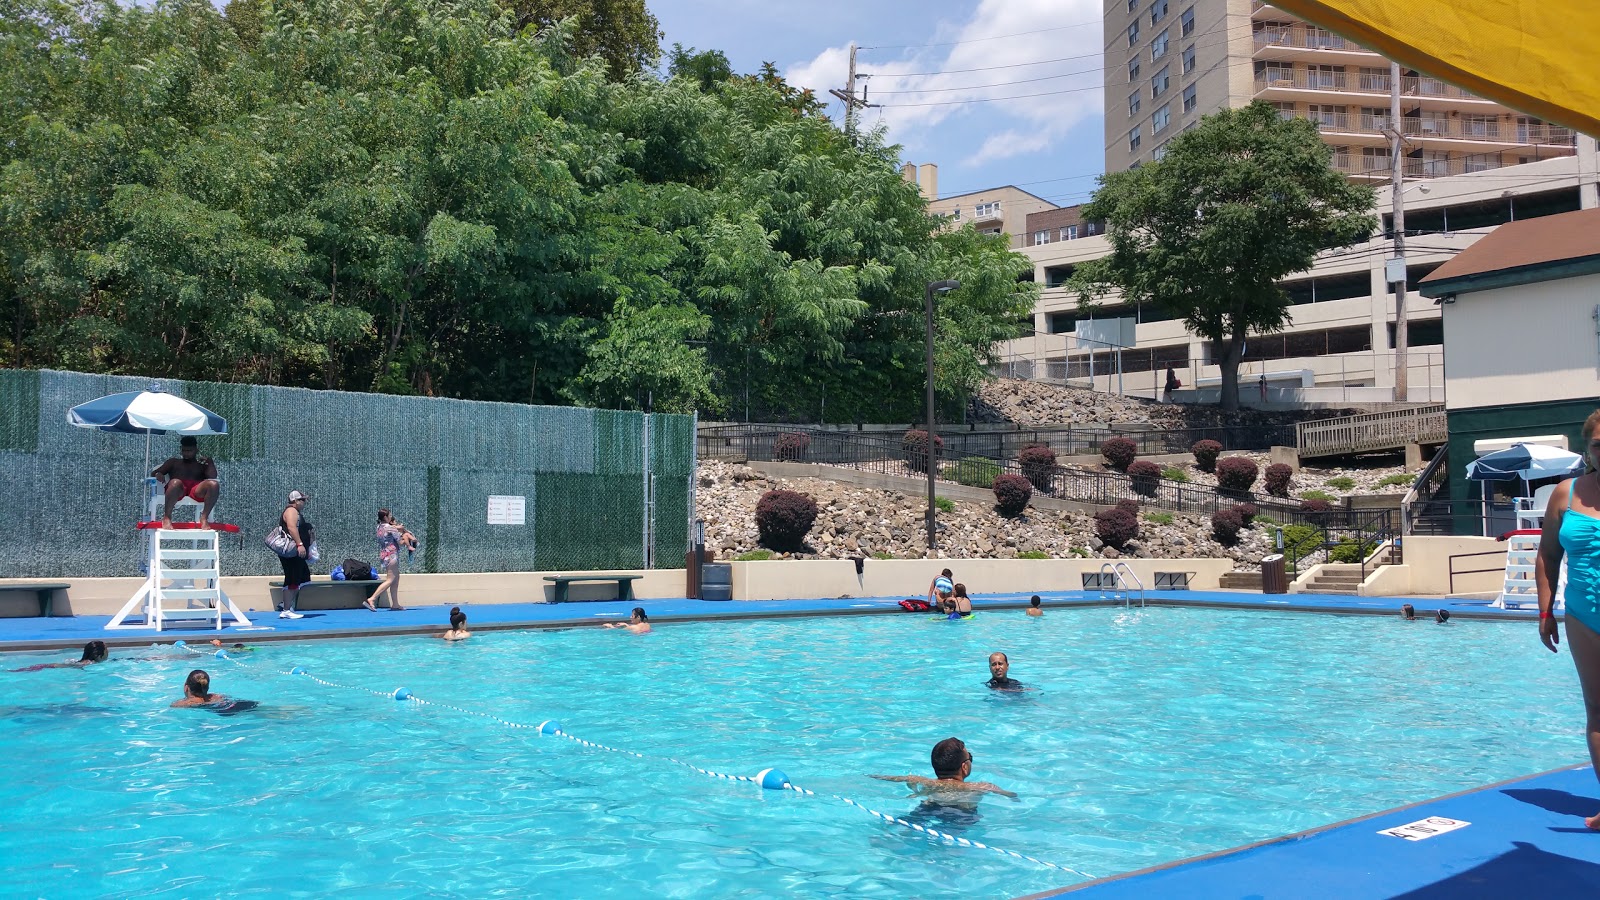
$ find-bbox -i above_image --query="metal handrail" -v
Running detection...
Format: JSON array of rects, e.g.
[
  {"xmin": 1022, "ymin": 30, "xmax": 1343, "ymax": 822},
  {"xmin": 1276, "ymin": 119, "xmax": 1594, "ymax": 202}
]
[
  {"xmin": 1401, "ymin": 446, "xmax": 1449, "ymax": 536},
  {"xmin": 1447, "ymin": 548, "xmax": 1511, "ymax": 596},
  {"xmin": 1103, "ymin": 562, "xmax": 1146, "ymax": 608}
]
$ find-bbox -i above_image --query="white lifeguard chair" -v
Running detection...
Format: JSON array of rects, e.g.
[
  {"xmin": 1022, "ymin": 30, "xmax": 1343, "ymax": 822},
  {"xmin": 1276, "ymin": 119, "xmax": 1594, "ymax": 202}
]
[
  {"xmin": 105, "ymin": 478, "xmax": 251, "ymax": 631},
  {"xmin": 1495, "ymin": 527, "xmax": 1565, "ymax": 612}
]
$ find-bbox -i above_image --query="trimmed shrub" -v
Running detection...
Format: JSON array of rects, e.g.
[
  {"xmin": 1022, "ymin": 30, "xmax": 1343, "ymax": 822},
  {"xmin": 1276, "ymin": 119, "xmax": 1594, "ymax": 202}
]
[
  {"xmin": 1232, "ymin": 502, "xmax": 1260, "ymax": 528},
  {"xmin": 1100, "ymin": 436, "xmax": 1138, "ymax": 472},
  {"xmin": 1299, "ymin": 498, "xmax": 1334, "ymax": 521},
  {"xmin": 902, "ymin": 430, "xmax": 944, "ymax": 474},
  {"xmin": 1115, "ymin": 498, "xmax": 1141, "ymax": 516},
  {"xmin": 1018, "ymin": 444, "xmax": 1058, "ymax": 492},
  {"xmin": 947, "ymin": 455, "xmax": 1001, "ymax": 488},
  {"xmin": 993, "ymin": 473, "xmax": 1033, "ymax": 517},
  {"xmin": 1192, "ymin": 439, "xmax": 1223, "ymax": 473},
  {"xmin": 754, "ymin": 489, "xmax": 818, "ymax": 552},
  {"xmin": 773, "ymin": 431, "xmax": 810, "ymax": 462},
  {"xmin": 1330, "ymin": 537, "xmax": 1377, "ymax": 564},
  {"xmin": 1211, "ymin": 507, "xmax": 1246, "ymax": 546},
  {"xmin": 1162, "ymin": 466, "xmax": 1189, "ymax": 483},
  {"xmin": 1326, "ymin": 476, "xmax": 1356, "ymax": 491},
  {"xmin": 1094, "ymin": 507, "xmax": 1140, "ymax": 549},
  {"xmin": 1263, "ymin": 463, "xmax": 1293, "ymax": 498},
  {"xmin": 1127, "ymin": 460, "xmax": 1162, "ymax": 497},
  {"xmin": 1216, "ymin": 456, "xmax": 1259, "ymax": 497}
]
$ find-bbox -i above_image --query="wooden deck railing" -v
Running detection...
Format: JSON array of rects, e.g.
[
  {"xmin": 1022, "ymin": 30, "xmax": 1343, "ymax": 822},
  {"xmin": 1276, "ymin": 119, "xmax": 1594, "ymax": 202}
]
[{"xmin": 1297, "ymin": 405, "xmax": 1446, "ymax": 458}]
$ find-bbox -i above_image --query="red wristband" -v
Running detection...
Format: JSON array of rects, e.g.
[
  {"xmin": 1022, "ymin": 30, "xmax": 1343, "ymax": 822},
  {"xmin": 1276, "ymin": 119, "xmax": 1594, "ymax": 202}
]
[{"xmin": 1540, "ymin": 610, "xmax": 1554, "ymax": 619}]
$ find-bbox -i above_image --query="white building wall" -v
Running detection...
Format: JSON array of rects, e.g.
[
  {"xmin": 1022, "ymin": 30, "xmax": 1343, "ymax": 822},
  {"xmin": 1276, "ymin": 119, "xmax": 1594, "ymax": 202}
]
[{"xmin": 1441, "ymin": 272, "xmax": 1600, "ymax": 411}]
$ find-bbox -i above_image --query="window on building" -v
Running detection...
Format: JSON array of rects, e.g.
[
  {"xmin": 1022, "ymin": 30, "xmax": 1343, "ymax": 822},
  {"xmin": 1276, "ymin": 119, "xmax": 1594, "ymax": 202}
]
[
  {"xmin": 1182, "ymin": 82, "xmax": 1197, "ymax": 113},
  {"xmin": 1180, "ymin": 5, "xmax": 1195, "ymax": 35},
  {"xmin": 1152, "ymin": 141, "xmax": 1169, "ymax": 161},
  {"xmin": 1062, "ymin": 225, "xmax": 1079, "ymax": 240},
  {"xmin": 1150, "ymin": 0, "xmax": 1168, "ymax": 24},
  {"xmin": 1152, "ymin": 104, "xmax": 1171, "ymax": 133},
  {"xmin": 1358, "ymin": 67, "xmax": 1390, "ymax": 92},
  {"xmin": 1306, "ymin": 25, "xmax": 1344, "ymax": 49},
  {"xmin": 1360, "ymin": 107, "xmax": 1392, "ymax": 132},
  {"xmin": 1387, "ymin": 319, "xmax": 1443, "ymax": 347},
  {"xmin": 951, "ymin": 207, "xmax": 961, "ymax": 220},
  {"xmin": 1306, "ymin": 103, "xmax": 1343, "ymax": 129},
  {"xmin": 1129, "ymin": 57, "xmax": 1141, "ymax": 82},
  {"xmin": 1182, "ymin": 43, "xmax": 1196, "ymax": 74},
  {"xmin": 1463, "ymin": 154, "xmax": 1494, "ymax": 173},
  {"xmin": 1257, "ymin": 61, "xmax": 1294, "ymax": 84},
  {"xmin": 1127, "ymin": 0, "xmax": 1137, "ymax": 11},
  {"xmin": 1085, "ymin": 222, "xmax": 1099, "ymax": 235},
  {"xmin": 1151, "ymin": 65, "xmax": 1170, "ymax": 98},
  {"xmin": 1269, "ymin": 100, "xmax": 1296, "ymax": 120},
  {"xmin": 1361, "ymin": 146, "xmax": 1390, "ymax": 173},
  {"xmin": 1129, "ymin": 91, "xmax": 1141, "ymax": 117},
  {"xmin": 974, "ymin": 201, "xmax": 1003, "ymax": 218},
  {"xmin": 1128, "ymin": 20, "xmax": 1140, "ymax": 47},
  {"xmin": 1033, "ymin": 230, "xmax": 1048, "ymax": 246},
  {"xmin": 1151, "ymin": 29, "xmax": 1169, "ymax": 59},
  {"xmin": 1307, "ymin": 64, "xmax": 1343, "ymax": 89},
  {"xmin": 1462, "ymin": 114, "xmax": 1498, "ymax": 138},
  {"xmin": 1417, "ymin": 111, "xmax": 1449, "ymax": 135},
  {"xmin": 1129, "ymin": 128, "xmax": 1142, "ymax": 152}
]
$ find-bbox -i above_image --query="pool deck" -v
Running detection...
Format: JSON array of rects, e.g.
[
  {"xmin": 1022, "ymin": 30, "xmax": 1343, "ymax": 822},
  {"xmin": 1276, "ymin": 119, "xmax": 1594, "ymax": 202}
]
[{"xmin": 4, "ymin": 588, "xmax": 1592, "ymax": 898}]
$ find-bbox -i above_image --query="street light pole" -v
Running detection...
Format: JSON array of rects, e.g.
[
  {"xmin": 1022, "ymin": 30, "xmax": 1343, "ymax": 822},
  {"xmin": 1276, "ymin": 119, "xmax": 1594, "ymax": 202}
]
[
  {"xmin": 925, "ymin": 279, "xmax": 961, "ymax": 552},
  {"xmin": 1389, "ymin": 60, "xmax": 1409, "ymax": 401}
]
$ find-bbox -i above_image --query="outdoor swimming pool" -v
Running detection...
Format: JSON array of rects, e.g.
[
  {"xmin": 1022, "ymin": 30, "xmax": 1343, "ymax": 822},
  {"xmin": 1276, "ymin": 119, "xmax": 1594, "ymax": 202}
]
[{"xmin": 0, "ymin": 606, "xmax": 1584, "ymax": 897}]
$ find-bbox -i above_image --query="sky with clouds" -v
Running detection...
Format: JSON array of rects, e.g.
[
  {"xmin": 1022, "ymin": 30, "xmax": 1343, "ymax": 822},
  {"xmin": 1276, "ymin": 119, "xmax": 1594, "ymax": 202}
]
[{"xmin": 651, "ymin": 0, "xmax": 1107, "ymax": 206}]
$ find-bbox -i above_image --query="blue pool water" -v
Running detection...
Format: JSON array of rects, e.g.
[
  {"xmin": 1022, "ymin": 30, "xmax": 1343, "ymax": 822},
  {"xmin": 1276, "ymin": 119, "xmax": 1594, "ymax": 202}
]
[{"xmin": 0, "ymin": 607, "xmax": 1585, "ymax": 897}]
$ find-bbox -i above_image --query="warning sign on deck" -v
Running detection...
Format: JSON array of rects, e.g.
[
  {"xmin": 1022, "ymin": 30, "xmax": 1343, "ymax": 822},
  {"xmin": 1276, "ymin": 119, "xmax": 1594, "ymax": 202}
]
[{"xmin": 1378, "ymin": 816, "xmax": 1470, "ymax": 841}]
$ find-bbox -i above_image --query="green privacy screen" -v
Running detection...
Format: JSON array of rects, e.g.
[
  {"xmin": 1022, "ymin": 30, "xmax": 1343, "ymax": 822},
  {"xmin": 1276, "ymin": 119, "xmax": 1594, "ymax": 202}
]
[{"xmin": 0, "ymin": 370, "xmax": 694, "ymax": 578}]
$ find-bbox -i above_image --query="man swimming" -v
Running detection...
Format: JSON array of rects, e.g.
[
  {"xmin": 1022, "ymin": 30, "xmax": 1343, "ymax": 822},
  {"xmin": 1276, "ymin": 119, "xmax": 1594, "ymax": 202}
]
[
  {"xmin": 1026, "ymin": 595, "xmax": 1043, "ymax": 617},
  {"xmin": 986, "ymin": 652, "xmax": 1025, "ymax": 691},
  {"xmin": 603, "ymin": 607, "xmax": 651, "ymax": 634},
  {"xmin": 870, "ymin": 737, "xmax": 1018, "ymax": 800},
  {"xmin": 171, "ymin": 669, "xmax": 225, "ymax": 708}
]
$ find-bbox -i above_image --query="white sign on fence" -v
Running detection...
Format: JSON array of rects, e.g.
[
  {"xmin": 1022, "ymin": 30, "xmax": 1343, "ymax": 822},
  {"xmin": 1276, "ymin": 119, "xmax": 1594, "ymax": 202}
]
[
  {"xmin": 486, "ymin": 495, "xmax": 526, "ymax": 526},
  {"xmin": 1377, "ymin": 816, "xmax": 1470, "ymax": 841}
]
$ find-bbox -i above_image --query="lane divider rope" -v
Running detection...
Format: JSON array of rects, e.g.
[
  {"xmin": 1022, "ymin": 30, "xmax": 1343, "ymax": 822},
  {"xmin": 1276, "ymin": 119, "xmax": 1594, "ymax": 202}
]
[{"xmin": 172, "ymin": 643, "xmax": 1091, "ymax": 878}]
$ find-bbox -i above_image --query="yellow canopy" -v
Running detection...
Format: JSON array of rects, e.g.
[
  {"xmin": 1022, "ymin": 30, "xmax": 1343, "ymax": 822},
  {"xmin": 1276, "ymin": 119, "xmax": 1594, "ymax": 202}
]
[{"xmin": 1267, "ymin": 1, "xmax": 1600, "ymax": 137}]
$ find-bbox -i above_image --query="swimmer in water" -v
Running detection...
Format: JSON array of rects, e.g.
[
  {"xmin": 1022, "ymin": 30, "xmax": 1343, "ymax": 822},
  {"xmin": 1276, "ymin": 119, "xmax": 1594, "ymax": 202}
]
[
  {"xmin": 603, "ymin": 607, "xmax": 651, "ymax": 634},
  {"xmin": 952, "ymin": 583, "xmax": 974, "ymax": 616},
  {"xmin": 9, "ymin": 640, "xmax": 109, "ymax": 672},
  {"xmin": 928, "ymin": 568, "xmax": 955, "ymax": 612},
  {"xmin": 871, "ymin": 737, "xmax": 1018, "ymax": 801},
  {"xmin": 209, "ymin": 640, "xmax": 254, "ymax": 653},
  {"xmin": 986, "ymin": 652, "xmax": 1024, "ymax": 691},
  {"xmin": 440, "ymin": 606, "xmax": 471, "ymax": 641},
  {"xmin": 171, "ymin": 669, "xmax": 226, "ymax": 708},
  {"xmin": 1026, "ymin": 595, "xmax": 1043, "ymax": 617},
  {"xmin": 1401, "ymin": 604, "xmax": 1416, "ymax": 621}
]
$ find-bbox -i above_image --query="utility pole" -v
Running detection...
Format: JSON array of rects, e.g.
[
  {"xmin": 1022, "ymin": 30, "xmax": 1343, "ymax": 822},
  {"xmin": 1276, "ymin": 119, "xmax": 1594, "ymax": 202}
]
[
  {"xmin": 829, "ymin": 42, "xmax": 873, "ymax": 141},
  {"xmin": 1388, "ymin": 60, "xmax": 1409, "ymax": 401}
]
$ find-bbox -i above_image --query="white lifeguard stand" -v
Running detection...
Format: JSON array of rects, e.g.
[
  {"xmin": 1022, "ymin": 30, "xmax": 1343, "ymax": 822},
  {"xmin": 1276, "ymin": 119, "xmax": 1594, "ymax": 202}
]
[
  {"xmin": 105, "ymin": 478, "xmax": 251, "ymax": 631},
  {"xmin": 1493, "ymin": 489, "xmax": 1565, "ymax": 612}
]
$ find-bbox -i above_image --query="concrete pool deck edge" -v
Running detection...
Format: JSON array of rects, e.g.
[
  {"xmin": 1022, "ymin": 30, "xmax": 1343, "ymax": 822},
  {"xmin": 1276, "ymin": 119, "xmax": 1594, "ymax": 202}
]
[{"xmin": 0, "ymin": 589, "xmax": 1544, "ymax": 653}]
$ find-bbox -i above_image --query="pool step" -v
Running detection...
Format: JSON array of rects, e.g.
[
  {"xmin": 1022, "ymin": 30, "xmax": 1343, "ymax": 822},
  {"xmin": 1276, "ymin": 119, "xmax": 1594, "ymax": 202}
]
[{"xmin": 1304, "ymin": 564, "xmax": 1367, "ymax": 595}]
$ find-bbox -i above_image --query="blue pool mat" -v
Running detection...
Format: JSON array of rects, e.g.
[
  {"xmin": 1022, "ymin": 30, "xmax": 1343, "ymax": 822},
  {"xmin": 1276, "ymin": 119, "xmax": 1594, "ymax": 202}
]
[
  {"xmin": 0, "ymin": 589, "xmax": 1538, "ymax": 652},
  {"xmin": 1038, "ymin": 764, "xmax": 1600, "ymax": 899}
]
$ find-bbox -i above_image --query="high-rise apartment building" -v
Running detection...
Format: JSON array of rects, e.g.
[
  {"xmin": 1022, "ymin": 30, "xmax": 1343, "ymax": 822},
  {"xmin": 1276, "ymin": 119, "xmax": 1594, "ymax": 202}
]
[{"xmin": 1104, "ymin": 0, "xmax": 1579, "ymax": 177}]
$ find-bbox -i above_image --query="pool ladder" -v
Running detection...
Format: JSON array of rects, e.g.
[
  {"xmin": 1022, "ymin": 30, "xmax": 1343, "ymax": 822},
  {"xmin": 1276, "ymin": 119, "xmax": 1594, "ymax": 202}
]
[{"xmin": 1099, "ymin": 562, "xmax": 1146, "ymax": 609}]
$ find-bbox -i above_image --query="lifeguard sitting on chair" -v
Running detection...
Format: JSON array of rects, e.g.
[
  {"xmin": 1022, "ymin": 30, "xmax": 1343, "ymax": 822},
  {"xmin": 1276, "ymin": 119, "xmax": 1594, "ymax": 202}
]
[{"xmin": 151, "ymin": 436, "xmax": 220, "ymax": 528}]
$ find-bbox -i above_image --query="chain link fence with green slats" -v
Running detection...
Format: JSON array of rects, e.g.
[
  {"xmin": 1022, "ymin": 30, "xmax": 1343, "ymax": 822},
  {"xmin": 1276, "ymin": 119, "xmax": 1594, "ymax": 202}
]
[{"xmin": 0, "ymin": 370, "xmax": 695, "ymax": 578}]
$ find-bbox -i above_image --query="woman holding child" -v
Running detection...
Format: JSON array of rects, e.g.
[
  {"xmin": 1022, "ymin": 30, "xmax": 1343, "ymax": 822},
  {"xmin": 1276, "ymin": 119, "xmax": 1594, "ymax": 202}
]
[{"xmin": 371, "ymin": 508, "xmax": 418, "ymax": 612}]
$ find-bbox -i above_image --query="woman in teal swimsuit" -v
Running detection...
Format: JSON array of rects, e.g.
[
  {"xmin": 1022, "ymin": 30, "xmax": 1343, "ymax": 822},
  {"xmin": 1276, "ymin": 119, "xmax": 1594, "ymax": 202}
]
[{"xmin": 1537, "ymin": 409, "xmax": 1600, "ymax": 829}]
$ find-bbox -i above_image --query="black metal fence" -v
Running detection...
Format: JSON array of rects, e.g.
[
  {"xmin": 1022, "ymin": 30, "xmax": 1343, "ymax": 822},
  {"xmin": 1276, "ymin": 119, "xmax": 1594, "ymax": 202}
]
[
  {"xmin": 1280, "ymin": 507, "xmax": 1399, "ymax": 579},
  {"xmin": 699, "ymin": 421, "xmax": 1297, "ymax": 460}
]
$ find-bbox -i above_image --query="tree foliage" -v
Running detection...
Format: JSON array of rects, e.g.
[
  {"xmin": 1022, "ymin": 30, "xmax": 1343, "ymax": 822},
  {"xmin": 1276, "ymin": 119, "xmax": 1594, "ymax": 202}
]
[
  {"xmin": 0, "ymin": 0, "xmax": 1035, "ymax": 420},
  {"xmin": 1072, "ymin": 102, "xmax": 1376, "ymax": 411}
]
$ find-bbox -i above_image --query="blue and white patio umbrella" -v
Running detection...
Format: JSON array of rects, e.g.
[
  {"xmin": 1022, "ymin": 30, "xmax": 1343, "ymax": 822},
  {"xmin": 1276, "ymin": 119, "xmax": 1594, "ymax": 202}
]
[
  {"xmin": 67, "ymin": 384, "xmax": 228, "ymax": 472},
  {"xmin": 1465, "ymin": 442, "xmax": 1584, "ymax": 482}
]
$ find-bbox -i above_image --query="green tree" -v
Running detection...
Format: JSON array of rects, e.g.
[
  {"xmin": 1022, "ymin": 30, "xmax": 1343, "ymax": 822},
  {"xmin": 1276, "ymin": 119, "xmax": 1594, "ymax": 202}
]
[
  {"xmin": 1071, "ymin": 102, "xmax": 1376, "ymax": 411},
  {"xmin": 666, "ymin": 43, "xmax": 732, "ymax": 92},
  {"xmin": 503, "ymin": 0, "xmax": 660, "ymax": 80}
]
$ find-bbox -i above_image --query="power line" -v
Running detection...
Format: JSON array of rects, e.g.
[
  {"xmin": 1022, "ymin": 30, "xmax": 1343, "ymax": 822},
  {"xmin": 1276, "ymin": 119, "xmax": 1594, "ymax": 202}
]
[
  {"xmin": 877, "ymin": 82, "xmax": 1107, "ymax": 108},
  {"xmin": 869, "ymin": 65, "xmax": 1102, "ymax": 95},
  {"xmin": 860, "ymin": 18, "xmax": 1100, "ymax": 52}
]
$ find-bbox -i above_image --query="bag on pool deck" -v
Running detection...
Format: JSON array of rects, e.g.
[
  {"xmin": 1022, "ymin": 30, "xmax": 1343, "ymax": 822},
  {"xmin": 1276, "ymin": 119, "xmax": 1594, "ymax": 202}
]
[
  {"xmin": 899, "ymin": 598, "xmax": 932, "ymax": 612},
  {"xmin": 342, "ymin": 558, "xmax": 374, "ymax": 581}
]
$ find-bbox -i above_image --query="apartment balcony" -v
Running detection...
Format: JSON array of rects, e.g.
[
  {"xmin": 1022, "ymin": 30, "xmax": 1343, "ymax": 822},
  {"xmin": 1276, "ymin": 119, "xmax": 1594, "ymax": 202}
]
[
  {"xmin": 1252, "ymin": 25, "xmax": 1381, "ymax": 64},
  {"xmin": 1330, "ymin": 146, "xmax": 1577, "ymax": 181},
  {"xmin": 1399, "ymin": 117, "xmax": 1577, "ymax": 149},
  {"xmin": 1329, "ymin": 151, "xmax": 1396, "ymax": 181},
  {"xmin": 1254, "ymin": 70, "xmax": 1391, "ymax": 102},
  {"xmin": 1251, "ymin": 1, "xmax": 1288, "ymax": 21}
]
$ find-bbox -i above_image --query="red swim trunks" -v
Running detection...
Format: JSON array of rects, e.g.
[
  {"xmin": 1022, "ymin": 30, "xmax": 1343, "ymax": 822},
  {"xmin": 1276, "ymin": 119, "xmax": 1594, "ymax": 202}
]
[{"xmin": 177, "ymin": 479, "xmax": 206, "ymax": 500}]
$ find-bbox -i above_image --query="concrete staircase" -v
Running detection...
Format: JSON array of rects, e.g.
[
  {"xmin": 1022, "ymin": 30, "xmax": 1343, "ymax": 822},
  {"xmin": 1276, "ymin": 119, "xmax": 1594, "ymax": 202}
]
[
  {"xmin": 1219, "ymin": 571, "xmax": 1264, "ymax": 590},
  {"xmin": 1302, "ymin": 564, "xmax": 1366, "ymax": 595}
]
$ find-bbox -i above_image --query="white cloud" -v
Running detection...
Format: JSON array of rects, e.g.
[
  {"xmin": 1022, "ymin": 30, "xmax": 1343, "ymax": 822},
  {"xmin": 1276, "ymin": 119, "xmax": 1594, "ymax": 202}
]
[{"xmin": 786, "ymin": 0, "xmax": 1104, "ymax": 174}]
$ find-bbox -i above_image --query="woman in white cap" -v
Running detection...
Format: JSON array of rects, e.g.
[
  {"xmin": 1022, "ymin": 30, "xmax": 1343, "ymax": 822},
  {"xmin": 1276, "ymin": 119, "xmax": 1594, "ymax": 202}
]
[{"xmin": 276, "ymin": 490, "xmax": 313, "ymax": 619}]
